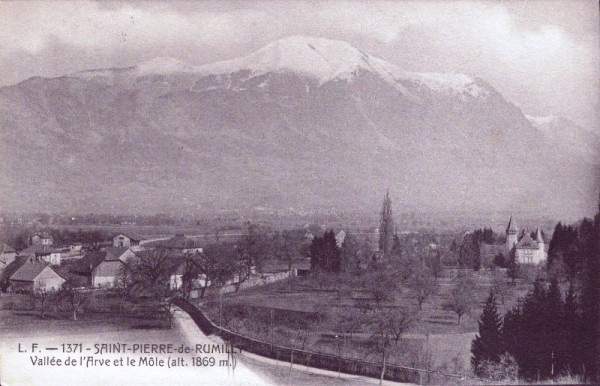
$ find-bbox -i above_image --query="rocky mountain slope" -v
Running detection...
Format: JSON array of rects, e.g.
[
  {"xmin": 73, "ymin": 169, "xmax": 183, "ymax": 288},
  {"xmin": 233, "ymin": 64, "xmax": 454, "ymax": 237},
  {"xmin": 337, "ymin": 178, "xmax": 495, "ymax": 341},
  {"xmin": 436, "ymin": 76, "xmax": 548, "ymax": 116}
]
[{"xmin": 0, "ymin": 36, "xmax": 597, "ymax": 216}]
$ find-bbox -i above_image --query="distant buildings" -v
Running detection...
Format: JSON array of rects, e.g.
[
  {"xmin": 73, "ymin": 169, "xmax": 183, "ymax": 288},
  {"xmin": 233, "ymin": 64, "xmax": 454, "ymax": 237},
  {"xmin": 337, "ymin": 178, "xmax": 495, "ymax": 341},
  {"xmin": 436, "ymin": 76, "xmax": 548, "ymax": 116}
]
[
  {"xmin": 30, "ymin": 232, "xmax": 53, "ymax": 246},
  {"xmin": 113, "ymin": 233, "xmax": 142, "ymax": 250},
  {"xmin": 158, "ymin": 234, "xmax": 203, "ymax": 254},
  {"xmin": 0, "ymin": 242, "xmax": 17, "ymax": 269},
  {"xmin": 20, "ymin": 244, "xmax": 61, "ymax": 266}
]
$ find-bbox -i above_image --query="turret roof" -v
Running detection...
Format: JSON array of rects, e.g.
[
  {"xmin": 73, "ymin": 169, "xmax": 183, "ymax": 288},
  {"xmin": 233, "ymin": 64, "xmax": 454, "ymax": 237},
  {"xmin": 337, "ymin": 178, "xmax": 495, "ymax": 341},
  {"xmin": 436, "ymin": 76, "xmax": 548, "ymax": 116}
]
[{"xmin": 506, "ymin": 215, "xmax": 518, "ymax": 232}]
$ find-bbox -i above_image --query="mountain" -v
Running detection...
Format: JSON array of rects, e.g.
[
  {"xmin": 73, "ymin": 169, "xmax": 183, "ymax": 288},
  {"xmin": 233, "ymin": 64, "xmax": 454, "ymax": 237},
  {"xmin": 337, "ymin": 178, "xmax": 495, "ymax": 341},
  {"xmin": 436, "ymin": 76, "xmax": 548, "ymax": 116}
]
[
  {"xmin": 0, "ymin": 36, "xmax": 597, "ymax": 217},
  {"xmin": 526, "ymin": 114, "xmax": 600, "ymax": 164}
]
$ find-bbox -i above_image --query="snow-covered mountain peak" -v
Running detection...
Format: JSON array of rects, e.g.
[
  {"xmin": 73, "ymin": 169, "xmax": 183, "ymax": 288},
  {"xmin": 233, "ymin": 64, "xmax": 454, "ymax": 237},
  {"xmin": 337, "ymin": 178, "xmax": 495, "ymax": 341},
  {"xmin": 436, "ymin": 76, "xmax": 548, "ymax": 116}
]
[{"xmin": 198, "ymin": 35, "xmax": 404, "ymax": 84}]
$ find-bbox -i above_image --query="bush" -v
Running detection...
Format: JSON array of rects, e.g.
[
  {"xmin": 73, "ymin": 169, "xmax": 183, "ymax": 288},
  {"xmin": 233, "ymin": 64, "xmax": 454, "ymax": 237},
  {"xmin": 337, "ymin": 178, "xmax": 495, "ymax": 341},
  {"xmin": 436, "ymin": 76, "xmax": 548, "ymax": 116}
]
[{"xmin": 476, "ymin": 354, "xmax": 519, "ymax": 383}]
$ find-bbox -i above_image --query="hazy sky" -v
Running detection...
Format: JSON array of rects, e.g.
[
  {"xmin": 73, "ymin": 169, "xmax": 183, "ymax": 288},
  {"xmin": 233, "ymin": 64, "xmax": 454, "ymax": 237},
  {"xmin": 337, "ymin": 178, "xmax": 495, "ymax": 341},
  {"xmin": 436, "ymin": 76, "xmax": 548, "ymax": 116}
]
[{"xmin": 1, "ymin": 0, "xmax": 598, "ymax": 128}]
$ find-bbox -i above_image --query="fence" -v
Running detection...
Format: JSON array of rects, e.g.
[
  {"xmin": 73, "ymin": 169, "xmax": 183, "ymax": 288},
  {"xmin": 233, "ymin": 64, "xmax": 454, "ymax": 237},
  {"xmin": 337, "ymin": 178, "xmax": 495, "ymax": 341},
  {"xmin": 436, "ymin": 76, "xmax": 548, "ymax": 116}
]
[{"xmin": 174, "ymin": 298, "xmax": 468, "ymax": 385}]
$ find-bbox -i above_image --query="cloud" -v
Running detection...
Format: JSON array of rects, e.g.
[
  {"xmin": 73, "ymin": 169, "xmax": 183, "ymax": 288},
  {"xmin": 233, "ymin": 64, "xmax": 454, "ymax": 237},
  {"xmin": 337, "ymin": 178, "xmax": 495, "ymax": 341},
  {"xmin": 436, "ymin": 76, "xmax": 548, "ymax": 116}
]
[{"xmin": 0, "ymin": 1, "xmax": 277, "ymax": 55}]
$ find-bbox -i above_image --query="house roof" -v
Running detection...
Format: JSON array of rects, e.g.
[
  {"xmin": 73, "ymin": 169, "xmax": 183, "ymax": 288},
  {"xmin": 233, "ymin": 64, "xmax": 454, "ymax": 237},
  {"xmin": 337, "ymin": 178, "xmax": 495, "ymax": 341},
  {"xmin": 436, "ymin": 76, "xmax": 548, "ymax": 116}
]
[
  {"xmin": 506, "ymin": 216, "xmax": 518, "ymax": 232},
  {"xmin": 32, "ymin": 232, "xmax": 52, "ymax": 239},
  {"xmin": 0, "ymin": 242, "xmax": 16, "ymax": 254},
  {"xmin": 293, "ymin": 259, "xmax": 311, "ymax": 270},
  {"xmin": 10, "ymin": 262, "xmax": 58, "ymax": 282},
  {"xmin": 0, "ymin": 256, "xmax": 28, "ymax": 283},
  {"xmin": 71, "ymin": 251, "xmax": 107, "ymax": 274},
  {"xmin": 104, "ymin": 246, "xmax": 130, "ymax": 261},
  {"xmin": 20, "ymin": 244, "xmax": 60, "ymax": 256},
  {"xmin": 516, "ymin": 233, "xmax": 537, "ymax": 249},
  {"xmin": 114, "ymin": 233, "xmax": 143, "ymax": 241},
  {"xmin": 260, "ymin": 259, "xmax": 290, "ymax": 273}
]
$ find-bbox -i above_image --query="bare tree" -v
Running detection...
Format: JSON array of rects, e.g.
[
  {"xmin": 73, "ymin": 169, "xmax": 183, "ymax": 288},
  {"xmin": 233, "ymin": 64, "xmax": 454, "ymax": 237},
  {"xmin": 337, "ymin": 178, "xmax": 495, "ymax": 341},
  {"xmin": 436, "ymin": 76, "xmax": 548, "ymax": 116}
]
[
  {"xmin": 448, "ymin": 271, "xmax": 476, "ymax": 325},
  {"xmin": 407, "ymin": 266, "xmax": 438, "ymax": 310},
  {"xmin": 365, "ymin": 307, "xmax": 414, "ymax": 385},
  {"xmin": 31, "ymin": 282, "xmax": 55, "ymax": 319},
  {"xmin": 189, "ymin": 245, "xmax": 232, "ymax": 298},
  {"xmin": 362, "ymin": 270, "xmax": 400, "ymax": 309},
  {"xmin": 127, "ymin": 248, "xmax": 179, "ymax": 328},
  {"xmin": 57, "ymin": 282, "xmax": 90, "ymax": 320}
]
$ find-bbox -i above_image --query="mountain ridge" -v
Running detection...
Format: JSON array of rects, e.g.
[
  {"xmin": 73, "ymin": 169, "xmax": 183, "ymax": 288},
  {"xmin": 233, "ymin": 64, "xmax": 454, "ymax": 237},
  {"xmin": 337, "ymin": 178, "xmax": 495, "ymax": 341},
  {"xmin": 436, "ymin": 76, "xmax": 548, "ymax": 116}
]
[{"xmin": 0, "ymin": 36, "xmax": 597, "ymax": 217}]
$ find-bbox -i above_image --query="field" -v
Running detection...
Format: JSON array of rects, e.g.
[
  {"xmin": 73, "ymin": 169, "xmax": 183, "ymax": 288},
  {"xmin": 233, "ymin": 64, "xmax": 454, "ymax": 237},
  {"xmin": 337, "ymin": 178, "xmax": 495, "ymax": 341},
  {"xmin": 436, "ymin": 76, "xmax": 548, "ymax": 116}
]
[{"xmin": 202, "ymin": 268, "xmax": 534, "ymax": 374}]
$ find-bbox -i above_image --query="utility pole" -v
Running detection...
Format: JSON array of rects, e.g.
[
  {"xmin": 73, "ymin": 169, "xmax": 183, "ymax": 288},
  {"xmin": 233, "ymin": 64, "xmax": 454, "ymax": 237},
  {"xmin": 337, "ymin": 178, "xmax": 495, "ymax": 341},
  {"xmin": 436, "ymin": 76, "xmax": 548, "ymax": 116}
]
[{"xmin": 219, "ymin": 290, "xmax": 222, "ymax": 328}]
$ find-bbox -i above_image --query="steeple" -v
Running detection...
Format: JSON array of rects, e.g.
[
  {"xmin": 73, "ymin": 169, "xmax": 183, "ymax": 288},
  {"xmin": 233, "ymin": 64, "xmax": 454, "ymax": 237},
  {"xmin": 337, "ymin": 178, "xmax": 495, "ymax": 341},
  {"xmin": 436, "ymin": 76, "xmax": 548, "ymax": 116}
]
[
  {"xmin": 505, "ymin": 215, "xmax": 519, "ymax": 253},
  {"xmin": 506, "ymin": 215, "xmax": 518, "ymax": 233}
]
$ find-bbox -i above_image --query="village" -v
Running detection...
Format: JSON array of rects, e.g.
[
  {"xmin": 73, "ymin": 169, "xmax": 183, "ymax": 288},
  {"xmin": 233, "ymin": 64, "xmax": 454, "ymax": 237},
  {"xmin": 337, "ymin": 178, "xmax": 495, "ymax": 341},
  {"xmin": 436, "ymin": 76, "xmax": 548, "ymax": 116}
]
[{"xmin": 2, "ymin": 190, "xmax": 595, "ymax": 385}]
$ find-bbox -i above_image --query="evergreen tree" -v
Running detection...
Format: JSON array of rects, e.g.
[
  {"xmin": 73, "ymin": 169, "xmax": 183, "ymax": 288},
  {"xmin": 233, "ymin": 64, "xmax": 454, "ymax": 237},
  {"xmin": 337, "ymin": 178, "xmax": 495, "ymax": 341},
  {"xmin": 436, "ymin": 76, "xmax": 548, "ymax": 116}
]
[
  {"xmin": 579, "ymin": 201, "xmax": 600, "ymax": 381},
  {"xmin": 506, "ymin": 246, "xmax": 518, "ymax": 284},
  {"xmin": 562, "ymin": 282, "xmax": 582, "ymax": 374},
  {"xmin": 545, "ymin": 278, "xmax": 564, "ymax": 378},
  {"xmin": 379, "ymin": 190, "xmax": 395, "ymax": 259},
  {"xmin": 309, "ymin": 230, "xmax": 342, "ymax": 273},
  {"xmin": 472, "ymin": 291, "xmax": 504, "ymax": 376}
]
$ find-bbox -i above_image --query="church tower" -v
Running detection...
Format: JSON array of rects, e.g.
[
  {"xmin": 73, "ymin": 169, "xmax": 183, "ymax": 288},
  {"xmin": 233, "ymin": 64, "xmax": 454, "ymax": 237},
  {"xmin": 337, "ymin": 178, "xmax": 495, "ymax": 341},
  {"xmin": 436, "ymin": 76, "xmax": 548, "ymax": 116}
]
[{"xmin": 506, "ymin": 215, "xmax": 519, "ymax": 253}]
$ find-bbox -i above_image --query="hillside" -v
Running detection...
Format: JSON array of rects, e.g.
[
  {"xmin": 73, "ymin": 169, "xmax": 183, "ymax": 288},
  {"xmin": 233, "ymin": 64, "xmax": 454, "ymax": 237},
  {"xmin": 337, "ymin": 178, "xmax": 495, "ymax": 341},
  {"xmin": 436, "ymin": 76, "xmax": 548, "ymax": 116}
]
[{"xmin": 0, "ymin": 36, "xmax": 597, "ymax": 216}]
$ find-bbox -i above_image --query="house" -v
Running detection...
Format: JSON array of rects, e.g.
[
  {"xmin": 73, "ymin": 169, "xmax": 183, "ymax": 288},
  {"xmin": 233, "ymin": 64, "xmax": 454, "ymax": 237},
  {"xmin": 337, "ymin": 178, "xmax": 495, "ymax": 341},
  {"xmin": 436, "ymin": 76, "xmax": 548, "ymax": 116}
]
[
  {"xmin": 0, "ymin": 242, "xmax": 17, "ymax": 269},
  {"xmin": 71, "ymin": 247, "xmax": 135, "ymax": 288},
  {"xmin": 9, "ymin": 261, "xmax": 66, "ymax": 294},
  {"xmin": 292, "ymin": 258, "xmax": 311, "ymax": 277},
  {"xmin": 54, "ymin": 241, "xmax": 83, "ymax": 253},
  {"xmin": 20, "ymin": 245, "xmax": 61, "ymax": 266},
  {"xmin": 515, "ymin": 228, "xmax": 547, "ymax": 265},
  {"xmin": 30, "ymin": 232, "xmax": 53, "ymax": 246},
  {"xmin": 481, "ymin": 216, "xmax": 548, "ymax": 265},
  {"xmin": 113, "ymin": 233, "xmax": 143, "ymax": 250},
  {"xmin": 159, "ymin": 234, "xmax": 203, "ymax": 254}
]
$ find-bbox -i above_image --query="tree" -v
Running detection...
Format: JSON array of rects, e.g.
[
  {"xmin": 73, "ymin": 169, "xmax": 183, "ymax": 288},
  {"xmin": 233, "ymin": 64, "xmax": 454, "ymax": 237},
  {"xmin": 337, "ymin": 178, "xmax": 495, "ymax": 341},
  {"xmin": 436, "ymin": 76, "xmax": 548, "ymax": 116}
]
[
  {"xmin": 579, "ymin": 203, "xmax": 600, "ymax": 381},
  {"xmin": 190, "ymin": 244, "xmax": 233, "ymax": 298},
  {"xmin": 57, "ymin": 282, "xmax": 90, "ymax": 321},
  {"xmin": 448, "ymin": 272, "xmax": 475, "ymax": 325},
  {"xmin": 493, "ymin": 253, "xmax": 506, "ymax": 268},
  {"xmin": 491, "ymin": 270, "xmax": 512, "ymax": 305},
  {"xmin": 31, "ymin": 282, "xmax": 55, "ymax": 319},
  {"xmin": 379, "ymin": 190, "xmax": 395, "ymax": 259},
  {"xmin": 362, "ymin": 270, "xmax": 400, "ymax": 309},
  {"xmin": 273, "ymin": 229, "xmax": 308, "ymax": 274},
  {"xmin": 239, "ymin": 222, "xmax": 271, "ymax": 270},
  {"xmin": 310, "ymin": 230, "xmax": 342, "ymax": 273},
  {"xmin": 407, "ymin": 266, "xmax": 437, "ymax": 310},
  {"xmin": 340, "ymin": 233, "xmax": 361, "ymax": 273},
  {"xmin": 506, "ymin": 246, "xmax": 518, "ymax": 284},
  {"xmin": 365, "ymin": 307, "xmax": 413, "ymax": 385},
  {"xmin": 127, "ymin": 248, "xmax": 179, "ymax": 328},
  {"xmin": 501, "ymin": 278, "xmax": 564, "ymax": 381},
  {"xmin": 472, "ymin": 291, "xmax": 503, "ymax": 375}
]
